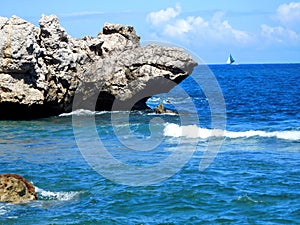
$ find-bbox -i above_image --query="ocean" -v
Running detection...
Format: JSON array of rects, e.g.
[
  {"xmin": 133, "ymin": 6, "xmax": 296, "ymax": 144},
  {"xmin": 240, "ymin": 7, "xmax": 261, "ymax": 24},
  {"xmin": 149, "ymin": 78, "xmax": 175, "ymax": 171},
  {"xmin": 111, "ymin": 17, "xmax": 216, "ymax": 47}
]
[{"xmin": 0, "ymin": 63, "xmax": 299, "ymax": 224}]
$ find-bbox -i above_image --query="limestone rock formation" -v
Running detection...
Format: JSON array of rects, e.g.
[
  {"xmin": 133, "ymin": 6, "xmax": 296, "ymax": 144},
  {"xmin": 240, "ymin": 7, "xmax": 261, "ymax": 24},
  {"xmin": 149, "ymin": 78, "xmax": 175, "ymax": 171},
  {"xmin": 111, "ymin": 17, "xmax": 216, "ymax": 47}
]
[
  {"xmin": 0, "ymin": 15, "xmax": 197, "ymax": 119},
  {"xmin": 0, "ymin": 174, "xmax": 37, "ymax": 203}
]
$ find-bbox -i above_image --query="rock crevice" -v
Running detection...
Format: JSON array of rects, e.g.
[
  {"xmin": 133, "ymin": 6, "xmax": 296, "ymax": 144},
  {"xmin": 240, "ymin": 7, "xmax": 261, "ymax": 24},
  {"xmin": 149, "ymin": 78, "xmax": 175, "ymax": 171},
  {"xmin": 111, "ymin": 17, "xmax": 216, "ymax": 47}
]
[{"xmin": 0, "ymin": 15, "xmax": 197, "ymax": 119}]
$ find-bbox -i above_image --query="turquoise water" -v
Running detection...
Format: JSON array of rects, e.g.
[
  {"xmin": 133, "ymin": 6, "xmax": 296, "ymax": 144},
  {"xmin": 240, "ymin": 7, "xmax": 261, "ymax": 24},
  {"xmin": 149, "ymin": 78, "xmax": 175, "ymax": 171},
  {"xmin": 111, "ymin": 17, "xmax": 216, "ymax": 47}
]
[{"xmin": 0, "ymin": 64, "xmax": 300, "ymax": 224}]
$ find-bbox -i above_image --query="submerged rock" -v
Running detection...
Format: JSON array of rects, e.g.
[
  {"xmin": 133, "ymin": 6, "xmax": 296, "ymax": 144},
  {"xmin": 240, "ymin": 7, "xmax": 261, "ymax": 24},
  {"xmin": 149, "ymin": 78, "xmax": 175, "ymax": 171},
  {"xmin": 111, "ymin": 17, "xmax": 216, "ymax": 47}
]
[
  {"xmin": 0, "ymin": 174, "xmax": 37, "ymax": 203},
  {"xmin": 0, "ymin": 15, "xmax": 197, "ymax": 119}
]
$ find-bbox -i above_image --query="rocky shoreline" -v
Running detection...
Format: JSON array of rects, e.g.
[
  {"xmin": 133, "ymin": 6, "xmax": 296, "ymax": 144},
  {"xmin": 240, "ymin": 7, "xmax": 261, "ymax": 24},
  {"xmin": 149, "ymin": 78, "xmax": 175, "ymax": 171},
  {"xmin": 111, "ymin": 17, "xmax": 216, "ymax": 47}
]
[{"xmin": 0, "ymin": 15, "xmax": 197, "ymax": 119}]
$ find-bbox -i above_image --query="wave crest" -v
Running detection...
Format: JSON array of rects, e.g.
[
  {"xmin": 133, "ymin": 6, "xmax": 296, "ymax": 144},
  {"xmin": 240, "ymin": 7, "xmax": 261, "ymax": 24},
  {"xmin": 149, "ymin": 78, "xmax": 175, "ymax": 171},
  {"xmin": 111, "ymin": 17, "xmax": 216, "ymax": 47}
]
[
  {"xmin": 35, "ymin": 187, "xmax": 82, "ymax": 201},
  {"xmin": 59, "ymin": 109, "xmax": 97, "ymax": 117},
  {"xmin": 163, "ymin": 123, "xmax": 300, "ymax": 141}
]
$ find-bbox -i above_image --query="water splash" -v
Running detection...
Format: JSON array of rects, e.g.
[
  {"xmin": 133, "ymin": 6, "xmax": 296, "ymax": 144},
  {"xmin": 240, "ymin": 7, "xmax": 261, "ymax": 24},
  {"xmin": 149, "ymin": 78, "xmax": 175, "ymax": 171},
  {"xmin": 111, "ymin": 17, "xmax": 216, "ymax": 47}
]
[{"xmin": 35, "ymin": 187, "xmax": 82, "ymax": 201}]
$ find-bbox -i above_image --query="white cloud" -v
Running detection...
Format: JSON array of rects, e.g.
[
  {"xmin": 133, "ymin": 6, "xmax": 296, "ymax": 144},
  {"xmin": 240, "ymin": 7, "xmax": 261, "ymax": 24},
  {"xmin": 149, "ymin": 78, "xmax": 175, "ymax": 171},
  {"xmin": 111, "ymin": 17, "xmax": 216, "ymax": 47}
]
[
  {"xmin": 276, "ymin": 1, "xmax": 300, "ymax": 26},
  {"xmin": 164, "ymin": 16, "xmax": 208, "ymax": 36},
  {"xmin": 147, "ymin": 3, "xmax": 300, "ymax": 51},
  {"xmin": 157, "ymin": 10, "xmax": 252, "ymax": 45},
  {"xmin": 147, "ymin": 4, "xmax": 181, "ymax": 26},
  {"xmin": 261, "ymin": 24, "xmax": 299, "ymax": 43}
]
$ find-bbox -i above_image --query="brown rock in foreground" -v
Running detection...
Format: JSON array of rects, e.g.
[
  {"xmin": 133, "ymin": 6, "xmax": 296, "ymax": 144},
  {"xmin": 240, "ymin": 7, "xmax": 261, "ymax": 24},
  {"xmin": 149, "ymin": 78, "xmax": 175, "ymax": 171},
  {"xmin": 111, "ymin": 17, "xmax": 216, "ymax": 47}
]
[{"xmin": 0, "ymin": 174, "xmax": 37, "ymax": 203}]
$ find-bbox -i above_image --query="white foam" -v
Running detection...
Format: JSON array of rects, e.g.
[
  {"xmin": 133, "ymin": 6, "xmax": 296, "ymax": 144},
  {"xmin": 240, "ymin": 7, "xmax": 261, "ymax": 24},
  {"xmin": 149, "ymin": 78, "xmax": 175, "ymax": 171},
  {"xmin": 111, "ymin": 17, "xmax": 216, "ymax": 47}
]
[
  {"xmin": 0, "ymin": 205, "xmax": 8, "ymax": 215},
  {"xmin": 35, "ymin": 187, "xmax": 81, "ymax": 201},
  {"xmin": 225, "ymin": 130, "xmax": 300, "ymax": 140},
  {"xmin": 58, "ymin": 109, "xmax": 113, "ymax": 117},
  {"xmin": 163, "ymin": 123, "xmax": 300, "ymax": 141},
  {"xmin": 147, "ymin": 112, "xmax": 178, "ymax": 116},
  {"xmin": 59, "ymin": 109, "xmax": 97, "ymax": 117},
  {"xmin": 235, "ymin": 194, "xmax": 264, "ymax": 204}
]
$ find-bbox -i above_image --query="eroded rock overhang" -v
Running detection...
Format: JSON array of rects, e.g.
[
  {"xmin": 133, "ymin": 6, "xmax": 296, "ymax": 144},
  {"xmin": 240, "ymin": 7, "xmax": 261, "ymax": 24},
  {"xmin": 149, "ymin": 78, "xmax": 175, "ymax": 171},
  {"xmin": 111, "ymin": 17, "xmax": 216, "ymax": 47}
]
[{"xmin": 0, "ymin": 15, "xmax": 198, "ymax": 119}]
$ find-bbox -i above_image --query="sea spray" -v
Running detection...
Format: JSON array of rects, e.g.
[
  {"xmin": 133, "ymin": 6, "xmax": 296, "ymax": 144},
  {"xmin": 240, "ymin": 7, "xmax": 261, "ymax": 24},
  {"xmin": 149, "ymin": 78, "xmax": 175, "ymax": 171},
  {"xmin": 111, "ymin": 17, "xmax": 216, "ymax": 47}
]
[{"xmin": 35, "ymin": 187, "xmax": 82, "ymax": 201}]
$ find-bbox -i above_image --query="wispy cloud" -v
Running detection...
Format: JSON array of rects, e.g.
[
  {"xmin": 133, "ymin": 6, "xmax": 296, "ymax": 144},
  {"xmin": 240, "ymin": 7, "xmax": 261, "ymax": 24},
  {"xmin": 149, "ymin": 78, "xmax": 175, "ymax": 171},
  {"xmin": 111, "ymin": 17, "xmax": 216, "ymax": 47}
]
[
  {"xmin": 259, "ymin": 1, "xmax": 300, "ymax": 46},
  {"xmin": 276, "ymin": 1, "xmax": 300, "ymax": 27},
  {"xmin": 261, "ymin": 24, "xmax": 299, "ymax": 44},
  {"xmin": 60, "ymin": 11, "xmax": 104, "ymax": 18}
]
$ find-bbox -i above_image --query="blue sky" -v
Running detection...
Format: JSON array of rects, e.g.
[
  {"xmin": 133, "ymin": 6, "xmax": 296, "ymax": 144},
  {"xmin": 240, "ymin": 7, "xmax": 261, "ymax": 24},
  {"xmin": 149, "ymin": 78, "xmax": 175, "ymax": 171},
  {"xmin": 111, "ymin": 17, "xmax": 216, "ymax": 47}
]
[{"xmin": 1, "ymin": 0, "xmax": 300, "ymax": 63}]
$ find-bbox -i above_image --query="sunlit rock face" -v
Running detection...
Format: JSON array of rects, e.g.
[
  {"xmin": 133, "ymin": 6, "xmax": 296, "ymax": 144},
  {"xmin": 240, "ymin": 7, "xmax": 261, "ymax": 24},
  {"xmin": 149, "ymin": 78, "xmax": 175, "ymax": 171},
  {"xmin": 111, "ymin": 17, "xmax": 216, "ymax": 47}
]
[
  {"xmin": 0, "ymin": 15, "xmax": 197, "ymax": 119},
  {"xmin": 0, "ymin": 174, "xmax": 37, "ymax": 204}
]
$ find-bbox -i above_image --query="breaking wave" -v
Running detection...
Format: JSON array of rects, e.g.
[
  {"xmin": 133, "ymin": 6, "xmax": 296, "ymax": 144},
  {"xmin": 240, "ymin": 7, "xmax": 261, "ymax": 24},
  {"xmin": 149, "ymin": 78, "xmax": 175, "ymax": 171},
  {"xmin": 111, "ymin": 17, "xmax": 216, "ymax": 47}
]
[
  {"xmin": 35, "ymin": 187, "xmax": 82, "ymax": 201},
  {"xmin": 163, "ymin": 123, "xmax": 300, "ymax": 141},
  {"xmin": 59, "ymin": 109, "xmax": 101, "ymax": 117},
  {"xmin": 58, "ymin": 109, "xmax": 128, "ymax": 117}
]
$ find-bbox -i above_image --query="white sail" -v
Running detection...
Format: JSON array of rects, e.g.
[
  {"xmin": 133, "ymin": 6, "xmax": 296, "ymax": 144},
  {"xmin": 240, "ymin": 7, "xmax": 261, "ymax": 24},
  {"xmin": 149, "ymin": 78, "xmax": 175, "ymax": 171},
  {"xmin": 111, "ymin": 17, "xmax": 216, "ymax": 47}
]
[{"xmin": 226, "ymin": 54, "xmax": 235, "ymax": 64}]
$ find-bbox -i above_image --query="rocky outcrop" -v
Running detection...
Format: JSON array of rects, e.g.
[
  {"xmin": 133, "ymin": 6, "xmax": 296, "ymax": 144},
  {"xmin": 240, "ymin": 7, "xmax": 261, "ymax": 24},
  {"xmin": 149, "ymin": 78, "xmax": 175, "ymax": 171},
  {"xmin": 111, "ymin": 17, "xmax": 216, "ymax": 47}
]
[
  {"xmin": 155, "ymin": 103, "xmax": 176, "ymax": 114},
  {"xmin": 0, "ymin": 15, "xmax": 197, "ymax": 119},
  {"xmin": 0, "ymin": 174, "xmax": 37, "ymax": 203}
]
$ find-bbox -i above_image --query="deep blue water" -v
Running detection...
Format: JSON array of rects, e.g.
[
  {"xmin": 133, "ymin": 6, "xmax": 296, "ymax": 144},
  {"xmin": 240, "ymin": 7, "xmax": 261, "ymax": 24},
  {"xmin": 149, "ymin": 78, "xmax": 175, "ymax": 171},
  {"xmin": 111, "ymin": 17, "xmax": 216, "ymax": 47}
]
[{"xmin": 0, "ymin": 64, "xmax": 299, "ymax": 224}]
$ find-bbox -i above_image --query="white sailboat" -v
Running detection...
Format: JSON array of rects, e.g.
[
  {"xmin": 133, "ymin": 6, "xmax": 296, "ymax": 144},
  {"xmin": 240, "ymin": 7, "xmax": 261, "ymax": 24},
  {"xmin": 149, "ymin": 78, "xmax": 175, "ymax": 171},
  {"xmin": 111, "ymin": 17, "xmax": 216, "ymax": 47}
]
[{"xmin": 226, "ymin": 54, "xmax": 235, "ymax": 64}]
